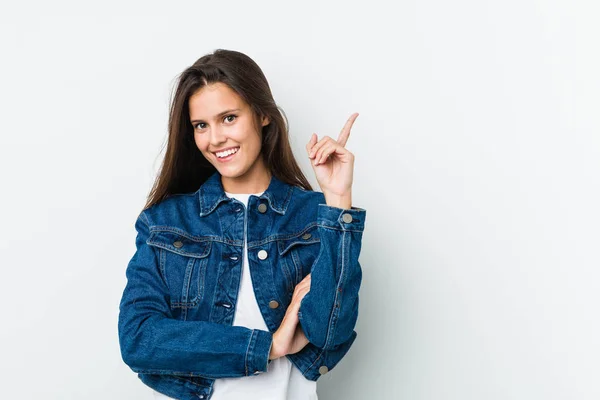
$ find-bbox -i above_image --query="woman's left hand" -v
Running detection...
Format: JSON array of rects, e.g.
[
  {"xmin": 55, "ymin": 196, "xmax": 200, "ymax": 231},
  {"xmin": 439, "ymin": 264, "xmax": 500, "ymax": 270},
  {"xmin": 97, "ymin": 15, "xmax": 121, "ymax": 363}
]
[{"xmin": 306, "ymin": 113, "xmax": 359, "ymax": 201}]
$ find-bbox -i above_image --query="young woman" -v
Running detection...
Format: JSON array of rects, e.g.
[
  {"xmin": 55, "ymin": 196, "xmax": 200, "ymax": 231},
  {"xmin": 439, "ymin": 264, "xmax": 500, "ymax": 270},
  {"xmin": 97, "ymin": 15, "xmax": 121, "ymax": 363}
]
[{"xmin": 118, "ymin": 49, "xmax": 367, "ymax": 400}]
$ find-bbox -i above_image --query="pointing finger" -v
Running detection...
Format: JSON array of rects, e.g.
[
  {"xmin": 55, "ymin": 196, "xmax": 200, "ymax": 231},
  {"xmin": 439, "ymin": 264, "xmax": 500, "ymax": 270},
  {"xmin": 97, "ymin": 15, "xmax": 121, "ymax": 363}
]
[{"xmin": 337, "ymin": 112, "xmax": 359, "ymax": 147}]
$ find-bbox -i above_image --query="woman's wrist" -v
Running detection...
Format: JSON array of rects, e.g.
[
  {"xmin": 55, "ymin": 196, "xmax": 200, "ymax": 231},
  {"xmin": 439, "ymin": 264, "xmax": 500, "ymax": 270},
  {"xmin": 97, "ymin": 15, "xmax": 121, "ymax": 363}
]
[
  {"xmin": 268, "ymin": 334, "xmax": 282, "ymax": 360},
  {"xmin": 323, "ymin": 192, "xmax": 352, "ymax": 209}
]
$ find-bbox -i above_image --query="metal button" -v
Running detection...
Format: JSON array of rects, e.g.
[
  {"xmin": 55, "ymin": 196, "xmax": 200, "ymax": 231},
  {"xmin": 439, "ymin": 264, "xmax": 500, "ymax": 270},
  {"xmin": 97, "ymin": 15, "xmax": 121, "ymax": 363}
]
[
  {"xmin": 258, "ymin": 203, "xmax": 267, "ymax": 213},
  {"xmin": 258, "ymin": 249, "xmax": 268, "ymax": 260},
  {"xmin": 173, "ymin": 240, "xmax": 183, "ymax": 248},
  {"xmin": 319, "ymin": 365, "xmax": 329, "ymax": 375},
  {"xmin": 342, "ymin": 213, "xmax": 353, "ymax": 223},
  {"xmin": 269, "ymin": 300, "xmax": 279, "ymax": 309},
  {"xmin": 302, "ymin": 233, "xmax": 312, "ymax": 240},
  {"xmin": 230, "ymin": 255, "xmax": 239, "ymax": 261}
]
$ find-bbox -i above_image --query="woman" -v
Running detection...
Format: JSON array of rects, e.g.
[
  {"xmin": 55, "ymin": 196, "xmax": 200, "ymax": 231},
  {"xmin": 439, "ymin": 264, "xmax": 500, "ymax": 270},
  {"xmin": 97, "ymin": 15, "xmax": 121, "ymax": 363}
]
[{"xmin": 118, "ymin": 49, "xmax": 367, "ymax": 400}]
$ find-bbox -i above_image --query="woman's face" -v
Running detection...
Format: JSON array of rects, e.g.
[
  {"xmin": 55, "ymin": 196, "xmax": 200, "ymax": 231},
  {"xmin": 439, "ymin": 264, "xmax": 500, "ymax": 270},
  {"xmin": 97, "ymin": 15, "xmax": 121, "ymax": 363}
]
[{"xmin": 189, "ymin": 82, "xmax": 270, "ymax": 192}]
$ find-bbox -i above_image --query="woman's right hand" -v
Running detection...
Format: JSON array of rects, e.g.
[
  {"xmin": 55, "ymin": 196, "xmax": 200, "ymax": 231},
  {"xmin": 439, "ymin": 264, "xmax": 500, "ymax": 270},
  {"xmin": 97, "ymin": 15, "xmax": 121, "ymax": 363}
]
[{"xmin": 269, "ymin": 273, "xmax": 312, "ymax": 360}]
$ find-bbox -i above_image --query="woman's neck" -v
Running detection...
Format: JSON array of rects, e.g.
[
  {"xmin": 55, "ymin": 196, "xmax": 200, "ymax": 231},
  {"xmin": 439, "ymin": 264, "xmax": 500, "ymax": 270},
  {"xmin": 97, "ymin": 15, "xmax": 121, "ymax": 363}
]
[{"xmin": 221, "ymin": 167, "xmax": 271, "ymax": 194}]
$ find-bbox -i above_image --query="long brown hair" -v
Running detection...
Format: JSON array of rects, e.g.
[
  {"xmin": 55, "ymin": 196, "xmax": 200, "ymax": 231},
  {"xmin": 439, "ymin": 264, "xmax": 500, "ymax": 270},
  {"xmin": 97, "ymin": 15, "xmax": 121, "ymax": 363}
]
[{"xmin": 143, "ymin": 49, "xmax": 312, "ymax": 211}]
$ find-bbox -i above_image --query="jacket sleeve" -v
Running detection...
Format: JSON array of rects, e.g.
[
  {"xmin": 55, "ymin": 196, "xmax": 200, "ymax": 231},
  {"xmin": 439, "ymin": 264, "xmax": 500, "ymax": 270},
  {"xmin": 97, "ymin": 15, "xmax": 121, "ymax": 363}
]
[
  {"xmin": 118, "ymin": 212, "xmax": 273, "ymax": 378},
  {"xmin": 298, "ymin": 203, "xmax": 366, "ymax": 350}
]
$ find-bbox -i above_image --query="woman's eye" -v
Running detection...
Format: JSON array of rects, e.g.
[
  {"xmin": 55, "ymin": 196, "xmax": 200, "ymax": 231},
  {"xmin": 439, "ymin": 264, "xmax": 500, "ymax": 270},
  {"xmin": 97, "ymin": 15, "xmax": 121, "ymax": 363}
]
[{"xmin": 194, "ymin": 115, "xmax": 235, "ymax": 130}]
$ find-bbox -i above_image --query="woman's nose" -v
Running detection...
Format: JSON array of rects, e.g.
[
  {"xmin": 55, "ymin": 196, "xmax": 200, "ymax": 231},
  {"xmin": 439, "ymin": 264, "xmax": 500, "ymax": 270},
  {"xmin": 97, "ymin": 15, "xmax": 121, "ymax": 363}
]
[{"xmin": 209, "ymin": 126, "xmax": 226, "ymax": 146}]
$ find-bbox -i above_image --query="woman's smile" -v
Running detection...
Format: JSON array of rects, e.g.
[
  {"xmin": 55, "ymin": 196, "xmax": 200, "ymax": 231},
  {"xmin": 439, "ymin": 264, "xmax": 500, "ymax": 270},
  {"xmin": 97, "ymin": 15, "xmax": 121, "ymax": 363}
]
[{"xmin": 213, "ymin": 146, "xmax": 240, "ymax": 162}]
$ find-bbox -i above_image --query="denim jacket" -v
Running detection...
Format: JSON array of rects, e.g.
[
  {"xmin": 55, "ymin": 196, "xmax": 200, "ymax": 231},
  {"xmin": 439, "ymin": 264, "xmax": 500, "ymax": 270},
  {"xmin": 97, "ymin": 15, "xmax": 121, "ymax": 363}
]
[{"xmin": 118, "ymin": 170, "xmax": 367, "ymax": 400}]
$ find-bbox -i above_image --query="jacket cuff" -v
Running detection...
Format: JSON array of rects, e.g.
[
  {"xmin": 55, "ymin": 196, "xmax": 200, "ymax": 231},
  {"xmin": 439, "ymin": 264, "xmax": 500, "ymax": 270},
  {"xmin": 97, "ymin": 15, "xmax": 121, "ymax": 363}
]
[
  {"xmin": 317, "ymin": 204, "xmax": 366, "ymax": 232},
  {"xmin": 246, "ymin": 329, "xmax": 273, "ymax": 375}
]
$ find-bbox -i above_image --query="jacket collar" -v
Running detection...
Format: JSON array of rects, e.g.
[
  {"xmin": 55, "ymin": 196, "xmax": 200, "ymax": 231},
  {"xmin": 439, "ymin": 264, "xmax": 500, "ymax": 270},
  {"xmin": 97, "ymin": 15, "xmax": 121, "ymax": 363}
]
[{"xmin": 198, "ymin": 170, "xmax": 293, "ymax": 217}]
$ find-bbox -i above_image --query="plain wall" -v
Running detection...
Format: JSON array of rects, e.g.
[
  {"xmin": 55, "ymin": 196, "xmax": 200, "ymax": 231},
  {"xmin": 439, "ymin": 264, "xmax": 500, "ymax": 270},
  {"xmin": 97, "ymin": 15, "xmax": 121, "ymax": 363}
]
[{"xmin": 1, "ymin": 0, "xmax": 598, "ymax": 398}]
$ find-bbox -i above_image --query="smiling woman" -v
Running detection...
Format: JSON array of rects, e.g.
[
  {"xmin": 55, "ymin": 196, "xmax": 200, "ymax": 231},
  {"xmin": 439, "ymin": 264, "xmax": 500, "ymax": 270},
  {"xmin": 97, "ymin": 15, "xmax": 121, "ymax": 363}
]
[
  {"xmin": 117, "ymin": 49, "xmax": 366, "ymax": 400},
  {"xmin": 188, "ymin": 82, "xmax": 271, "ymax": 193}
]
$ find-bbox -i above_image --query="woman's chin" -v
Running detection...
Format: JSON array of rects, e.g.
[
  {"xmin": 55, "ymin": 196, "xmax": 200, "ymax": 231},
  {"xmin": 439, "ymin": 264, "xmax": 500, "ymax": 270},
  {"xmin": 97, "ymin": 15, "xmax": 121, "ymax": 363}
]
[{"xmin": 216, "ymin": 165, "xmax": 245, "ymax": 178}]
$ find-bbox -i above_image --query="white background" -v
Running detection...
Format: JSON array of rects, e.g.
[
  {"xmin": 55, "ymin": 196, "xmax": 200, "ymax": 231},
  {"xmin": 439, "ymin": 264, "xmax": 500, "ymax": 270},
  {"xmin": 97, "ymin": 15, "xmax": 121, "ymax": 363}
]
[{"xmin": 1, "ymin": 1, "xmax": 598, "ymax": 399}]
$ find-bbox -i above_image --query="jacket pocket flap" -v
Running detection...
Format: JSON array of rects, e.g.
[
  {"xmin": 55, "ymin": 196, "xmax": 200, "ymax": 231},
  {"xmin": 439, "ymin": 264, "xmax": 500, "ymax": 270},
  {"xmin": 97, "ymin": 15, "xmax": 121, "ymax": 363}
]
[
  {"xmin": 277, "ymin": 226, "xmax": 320, "ymax": 255},
  {"xmin": 147, "ymin": 230, "xmax": 211, "ymax": 258}
]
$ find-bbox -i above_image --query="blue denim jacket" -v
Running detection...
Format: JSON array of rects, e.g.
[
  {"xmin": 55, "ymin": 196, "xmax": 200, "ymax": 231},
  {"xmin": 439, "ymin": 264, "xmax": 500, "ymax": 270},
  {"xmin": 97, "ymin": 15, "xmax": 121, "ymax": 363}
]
[{"xmin": 118, "ymin": 171, "xmax": 367, "ymax": 400}]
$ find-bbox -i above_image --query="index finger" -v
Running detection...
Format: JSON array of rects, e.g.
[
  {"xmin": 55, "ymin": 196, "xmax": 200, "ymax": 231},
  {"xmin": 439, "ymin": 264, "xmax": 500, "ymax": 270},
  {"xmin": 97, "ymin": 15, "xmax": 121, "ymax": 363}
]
[{"xmin": 337, "ymin": 112, "xmax": 359, "ymax": 147}]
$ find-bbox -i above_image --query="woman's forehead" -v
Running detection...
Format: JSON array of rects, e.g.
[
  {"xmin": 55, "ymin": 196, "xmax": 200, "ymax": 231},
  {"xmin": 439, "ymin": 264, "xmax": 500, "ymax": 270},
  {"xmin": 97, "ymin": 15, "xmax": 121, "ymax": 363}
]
[{"xmin": 189, "ymin": 83, "xmax": 247, "ymax": 120}]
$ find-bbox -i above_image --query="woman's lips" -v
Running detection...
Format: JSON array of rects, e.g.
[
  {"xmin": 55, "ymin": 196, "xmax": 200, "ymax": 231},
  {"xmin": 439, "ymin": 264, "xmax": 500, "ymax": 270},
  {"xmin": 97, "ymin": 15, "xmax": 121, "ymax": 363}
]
[{"xmin": 215, "ymin": 148, "xmax": 239, "ymax": 163}]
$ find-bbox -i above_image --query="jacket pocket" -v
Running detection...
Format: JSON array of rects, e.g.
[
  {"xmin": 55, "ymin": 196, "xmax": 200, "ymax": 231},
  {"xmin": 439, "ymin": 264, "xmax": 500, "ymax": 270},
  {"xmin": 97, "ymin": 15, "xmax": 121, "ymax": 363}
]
[
  {"xmin": 146, "ymin": 230, "xmax": 212, "ymax": 311},
  {"xmin": 277, "ymin": 224, "xmax": 320, "ymax": 290}
]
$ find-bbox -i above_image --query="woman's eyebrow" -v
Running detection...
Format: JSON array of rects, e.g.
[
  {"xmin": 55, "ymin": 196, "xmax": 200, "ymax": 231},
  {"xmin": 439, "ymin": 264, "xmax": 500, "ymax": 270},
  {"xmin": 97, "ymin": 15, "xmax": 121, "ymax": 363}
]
[{"xmin": 190, "ymin": 108, "xmax": 241, "ymax": 123}]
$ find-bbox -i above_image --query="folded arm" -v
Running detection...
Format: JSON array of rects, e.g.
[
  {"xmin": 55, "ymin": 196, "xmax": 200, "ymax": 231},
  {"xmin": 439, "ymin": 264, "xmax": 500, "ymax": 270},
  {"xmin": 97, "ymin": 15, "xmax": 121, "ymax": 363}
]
[{"xmin": 118, "ymin": 212, "xmax": 272, "ymax": 378}]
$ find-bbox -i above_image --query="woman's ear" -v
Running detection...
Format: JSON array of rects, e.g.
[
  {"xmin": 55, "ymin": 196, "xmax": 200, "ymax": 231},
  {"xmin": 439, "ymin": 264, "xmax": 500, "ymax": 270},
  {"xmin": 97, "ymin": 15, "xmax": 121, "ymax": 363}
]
[{"xmin": 261, "ymin": 115, "xmax": 270, "ymax": 126}]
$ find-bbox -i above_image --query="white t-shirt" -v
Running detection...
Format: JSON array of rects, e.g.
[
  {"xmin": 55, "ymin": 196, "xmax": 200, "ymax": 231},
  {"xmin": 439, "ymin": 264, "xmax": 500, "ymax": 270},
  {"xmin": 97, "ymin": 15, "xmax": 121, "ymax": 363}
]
[{"xmin": 153, "ymin": 191, "xmax": 317, "ymax": 400}]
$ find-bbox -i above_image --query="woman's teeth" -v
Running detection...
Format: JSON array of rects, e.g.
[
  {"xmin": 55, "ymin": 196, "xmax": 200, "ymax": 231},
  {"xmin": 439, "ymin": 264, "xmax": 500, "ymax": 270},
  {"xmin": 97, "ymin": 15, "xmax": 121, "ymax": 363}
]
[{"xmin": 216, "ymin": 147, "xmax": 239, "ymax": 158}]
